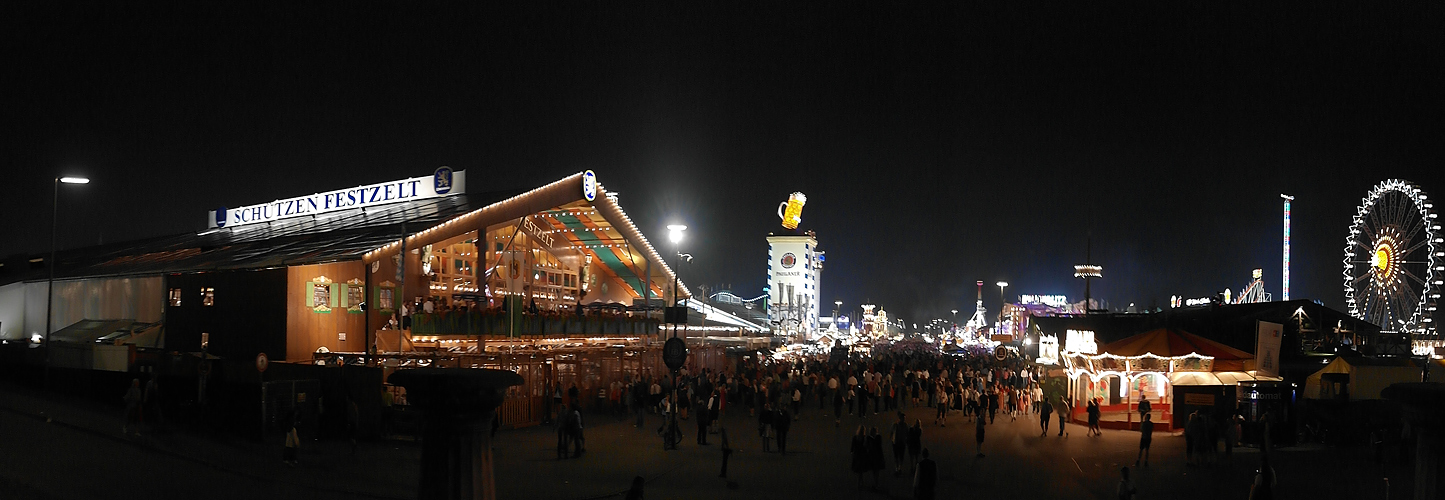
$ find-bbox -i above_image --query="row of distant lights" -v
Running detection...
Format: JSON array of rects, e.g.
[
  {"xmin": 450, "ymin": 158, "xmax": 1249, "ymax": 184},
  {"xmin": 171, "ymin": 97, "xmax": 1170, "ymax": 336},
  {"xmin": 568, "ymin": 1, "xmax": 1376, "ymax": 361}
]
[
  {"xmin": 362, "ymin": 173, "xmax": 685, "ymax": 297},
  {"xmin": 366, "ymin": 173, "xmax": 586, "ymax": 258}
]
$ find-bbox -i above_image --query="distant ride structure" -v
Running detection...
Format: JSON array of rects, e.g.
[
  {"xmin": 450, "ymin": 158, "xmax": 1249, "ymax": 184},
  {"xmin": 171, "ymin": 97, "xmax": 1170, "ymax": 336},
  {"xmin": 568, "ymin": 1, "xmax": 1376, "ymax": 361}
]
[{"xmin": 1342, "ymin": 179, "xmax": 1441, "ymax": 341}]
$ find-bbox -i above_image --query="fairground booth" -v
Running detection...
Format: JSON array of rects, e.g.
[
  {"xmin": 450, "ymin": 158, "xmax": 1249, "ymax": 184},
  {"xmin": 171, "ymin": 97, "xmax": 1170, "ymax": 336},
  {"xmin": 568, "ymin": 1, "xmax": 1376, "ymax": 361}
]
[
  {"xmin": 1060, "ymin": 328, "xmax": 1282, "ymax": 431},
  {"xmin": 0, "ymin": 169, "xmax": 756, "ymax": 435}
]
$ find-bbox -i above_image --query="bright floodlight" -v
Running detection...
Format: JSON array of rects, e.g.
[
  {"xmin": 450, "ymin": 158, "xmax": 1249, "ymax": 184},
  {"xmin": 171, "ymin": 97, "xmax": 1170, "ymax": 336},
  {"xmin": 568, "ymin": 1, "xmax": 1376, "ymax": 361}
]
[
  {"xmin": 996, "ymin": 281, "xmax": 1009, "ymax": 288},
  {"xmin": 667, "ymin": 224, "xmax": 687, "ymax": 243},
  {"xmin": 59, "ymin": 176, "xmax": 90, "ymax": 184}
]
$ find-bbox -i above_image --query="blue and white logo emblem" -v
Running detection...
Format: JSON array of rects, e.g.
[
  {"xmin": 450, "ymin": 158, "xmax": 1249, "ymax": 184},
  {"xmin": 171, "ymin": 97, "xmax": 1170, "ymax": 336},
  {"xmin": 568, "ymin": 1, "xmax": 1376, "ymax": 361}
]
[
  {"xmin": 215, "ymin": 207, "xmax": 228, "ymax": 228},
  {"xmin": 582, "ymin": 170, "xmax": 597, "ymax": 202},
  {"xmin": 434, "ymin": 167, "xmax": 453, "ymax": 195}
]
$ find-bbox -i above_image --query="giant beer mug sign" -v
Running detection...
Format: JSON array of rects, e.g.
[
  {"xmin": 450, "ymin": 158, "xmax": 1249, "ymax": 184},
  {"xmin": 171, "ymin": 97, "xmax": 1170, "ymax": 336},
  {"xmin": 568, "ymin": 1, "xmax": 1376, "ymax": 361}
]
[{"xmin": 777, "ymin": 192, "xmax": 807, "ymax": 230}]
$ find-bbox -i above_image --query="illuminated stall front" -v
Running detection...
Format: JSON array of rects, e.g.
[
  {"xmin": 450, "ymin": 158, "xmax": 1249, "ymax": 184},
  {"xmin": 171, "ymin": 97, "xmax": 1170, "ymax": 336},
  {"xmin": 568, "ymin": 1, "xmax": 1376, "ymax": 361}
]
[
  {"xmin": 1060, "ymin": 328, "xmax": 1278, "ymax": 430},
  {"xmin": 354, "ymin": 171, "xmax": 728, "ymax": 428}
]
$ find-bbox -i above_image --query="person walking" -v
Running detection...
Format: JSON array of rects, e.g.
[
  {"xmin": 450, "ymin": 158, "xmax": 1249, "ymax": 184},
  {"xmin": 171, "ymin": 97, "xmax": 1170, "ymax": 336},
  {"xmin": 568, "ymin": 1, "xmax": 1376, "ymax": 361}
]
[
  {"xmin": 569, "ymin": 403, "xmax": 586, "ymax": 457},
  {"xmin": 833, "ymin": 383, "xmax": 845, "ymax": 426},
  {"xmin": 759, "ymin": 402, "xmax": 774, "ymax": 453},
  {"xmin": 934, "ymin": 388, "xmax": 948, "ymax": 427},
  {"xmin": 987, "ymin": 388, "xmax": 999, "ymax": 424},
  {"xmin": 696, "ymin": 393, "xmax": 711, "ymax": 445},
  {"xmin": 1249, "ymin": 454, "xmax": 1277, "ymax": 500},
  {"xmin": 867, "ymin": 426, "xmax": 886, "ymax": 490},
  {"xmin": 891, "ymin": 412, "xmax": 908, "ymax": 476},
  {"xmin": 974, "ymin": 410, "xmax": 987, "ymax": 458},
  {"xmin": 913, "ymin": 448, "xmax": 937, "ymax": 500},
  {"xmin": 851, "ymin": 425, "xmax": 869, "ymax": 489},
  {"xmin": 143, "ymin": 377, "xmax": 163, "ymax": 430},
  {"xmin": 1040, "ymin": 398, "xmax": 1054, "ymax": 436},
  {"xmin": 1087, "ymin": 398, "xmax": 1102, "ymax": 436},
  {"xmin": 774, "ymin": 407, "xmax": 792, "ymax": 455},
  {"xmin": 718, "ymin": 423, "xmax": 733, "ymax": 478},
  {"xmin": 1135, "ymin": 412, "xmax": 1153, "ymax": 467},
  {"xmin": 625, "ymin": 476, "xmax": 645, "ymax": 500},
  {"xmin": 1184, "ymin": 411, "xmax": 1200, "ymax": 466},
  {"xmin": 122, "ymin": 379, "xmax": 143, "ymax": 436},
  {"xmin": 907, "ymin": 419, "xmax": 923, "ymax": 475},
  {"xmin": 1138, "ymin": 396, "xmax": 1151, "ymax": 421},
  {"xmin": 283, "ymin": 415, "xmax": 301, "ymax": 465},
  {"xmin": 792, "ymin": 386, "xmax": 802, "ymax": 419},
  {"xmin": 1117, "ymin": 466, "xmax": 1137, "ymax": 500},
  {"xmin": 1056, "ymin": 397, "xmax": 1070, "ymax": 437}
]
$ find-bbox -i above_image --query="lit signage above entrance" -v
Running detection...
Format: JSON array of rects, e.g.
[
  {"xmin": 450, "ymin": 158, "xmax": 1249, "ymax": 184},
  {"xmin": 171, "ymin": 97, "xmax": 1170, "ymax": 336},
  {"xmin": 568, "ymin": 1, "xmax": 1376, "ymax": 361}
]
[
  {"xmin": 209, "ymin": 168, "xmax": 466, "ymax": 229},
  {"xmin": 1064, "ymin": 329, "xmax": 1098, "ymax": 354}
]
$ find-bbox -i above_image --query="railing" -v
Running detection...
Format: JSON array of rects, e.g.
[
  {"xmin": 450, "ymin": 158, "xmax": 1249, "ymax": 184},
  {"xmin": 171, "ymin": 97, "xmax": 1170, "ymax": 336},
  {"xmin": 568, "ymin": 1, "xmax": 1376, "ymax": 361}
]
[
  {"xmin": 498, "ymin": 396, "xmax": 543, "ymax": 429},
  {"xmin": 411, "ymin": 312, "xmax": 661, "ymax": 337}
]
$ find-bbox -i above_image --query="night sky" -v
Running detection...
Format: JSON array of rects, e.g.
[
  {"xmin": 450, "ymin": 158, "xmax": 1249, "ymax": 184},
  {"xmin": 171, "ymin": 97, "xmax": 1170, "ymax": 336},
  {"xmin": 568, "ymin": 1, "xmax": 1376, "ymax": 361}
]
[{"xmin": 4, "ymin": 3, "xmax": 1443, "ymax": 327}]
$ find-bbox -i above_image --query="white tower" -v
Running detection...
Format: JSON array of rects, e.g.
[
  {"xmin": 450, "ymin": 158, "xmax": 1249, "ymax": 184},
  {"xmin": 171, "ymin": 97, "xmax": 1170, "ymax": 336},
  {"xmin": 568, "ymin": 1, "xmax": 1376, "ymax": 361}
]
[
  {"xmin": 768, "ymin": 233, "xmax": 824, "ymax": 336},
  {"xmin": 965, "ymin": 280, "xmax": 989, "ymax": 335}
]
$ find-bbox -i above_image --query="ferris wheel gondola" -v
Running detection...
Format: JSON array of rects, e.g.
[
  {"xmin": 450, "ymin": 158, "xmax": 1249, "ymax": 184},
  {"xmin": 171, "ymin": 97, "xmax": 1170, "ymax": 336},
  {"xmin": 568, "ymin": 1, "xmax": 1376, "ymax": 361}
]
[{"xmin": 1343, "ymin": 179, "xmax": 1443, "ymax": 337}]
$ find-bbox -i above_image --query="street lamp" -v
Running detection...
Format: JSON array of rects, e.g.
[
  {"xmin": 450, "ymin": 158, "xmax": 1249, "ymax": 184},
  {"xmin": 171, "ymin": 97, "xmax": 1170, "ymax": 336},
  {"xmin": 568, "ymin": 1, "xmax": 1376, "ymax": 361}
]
[
  {"xmin": 996, "ymin": 281, "xmax": 1008, "ymax": 336},
  {"xmin": 46, "ymin": 175, "xmax": 90, "ymax": 373},
  {"xmin": 663, "ymin": 223, "xmax": 687, "ymax": 451},
  {"xmin": 666, "ymin": 225, "xmax": 687, "ymax": 335},
  {"xmin": 833, "ymin": 300, "xmax": 842, "ymax": 330}
]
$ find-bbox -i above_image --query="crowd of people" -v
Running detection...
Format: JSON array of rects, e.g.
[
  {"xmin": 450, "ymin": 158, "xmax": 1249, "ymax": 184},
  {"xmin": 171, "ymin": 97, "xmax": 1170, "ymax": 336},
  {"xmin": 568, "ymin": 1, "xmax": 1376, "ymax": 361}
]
[{"xmin": 536, "ymin": 343, "xmax": 1281, "ymax": 500}]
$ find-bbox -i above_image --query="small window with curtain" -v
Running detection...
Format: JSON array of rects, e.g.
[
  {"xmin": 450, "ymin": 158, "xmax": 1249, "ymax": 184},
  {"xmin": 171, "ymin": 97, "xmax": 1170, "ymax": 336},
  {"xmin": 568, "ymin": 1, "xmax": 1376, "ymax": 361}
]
[
  {"xmin": 169, "ymin": 288, "xmax": 183, "ymax": 306},
  {"xmin": 201, "ymin": 287, "xmax": 215, "ymax": 306}
]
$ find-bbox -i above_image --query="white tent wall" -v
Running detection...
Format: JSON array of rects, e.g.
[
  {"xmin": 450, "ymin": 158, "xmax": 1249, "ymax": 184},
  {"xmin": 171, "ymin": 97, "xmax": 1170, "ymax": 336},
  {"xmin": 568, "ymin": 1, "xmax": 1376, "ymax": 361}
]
[
  {"xmin": 0, "ymin": 282, "xmax": 25, "ymax": 340},
  {"xmin": 19, "ymin": 276, "xmax": 164, "ymax": 339}
]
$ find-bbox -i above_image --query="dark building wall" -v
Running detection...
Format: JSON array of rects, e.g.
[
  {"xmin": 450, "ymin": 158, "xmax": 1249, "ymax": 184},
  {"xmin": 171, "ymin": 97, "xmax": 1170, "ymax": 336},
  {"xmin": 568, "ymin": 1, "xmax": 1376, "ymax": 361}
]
[{"xmin": 165, "ymin": 268, "xmax": 287, "ymax": 361}]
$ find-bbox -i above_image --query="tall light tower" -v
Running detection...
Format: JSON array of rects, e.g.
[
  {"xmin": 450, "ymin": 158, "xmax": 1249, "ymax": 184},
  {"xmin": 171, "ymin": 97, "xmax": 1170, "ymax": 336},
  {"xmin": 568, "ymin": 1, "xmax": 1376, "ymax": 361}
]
[
  {"xmin": 1075, "ymin": 237, "xmax": 1103, "ymax": 313},
  {"xmin": 46, "ymin": 175, "xmax": 90, "ymax": 377},
  {"xmin": 996, "ymin": 281, "xmax": 1009, "ymax": 335},
  {"xmin": 1281, "ymin": 194, "xmax": 1294, "ymax": 301}
]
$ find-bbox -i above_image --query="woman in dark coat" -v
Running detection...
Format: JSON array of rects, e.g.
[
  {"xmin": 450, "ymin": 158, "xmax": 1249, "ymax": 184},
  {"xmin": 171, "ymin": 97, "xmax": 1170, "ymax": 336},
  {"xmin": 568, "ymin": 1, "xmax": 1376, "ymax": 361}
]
[
  {"xmin": 850, "ymin": 425, "xmax": 869, "ymax": 488},
  {"xmin": 867, "ymin": 426, "xmax": 886, "ymax": 490},
  {"xmin": 907, "ymin": 420, "xmax": 923, "ymax": 474}
]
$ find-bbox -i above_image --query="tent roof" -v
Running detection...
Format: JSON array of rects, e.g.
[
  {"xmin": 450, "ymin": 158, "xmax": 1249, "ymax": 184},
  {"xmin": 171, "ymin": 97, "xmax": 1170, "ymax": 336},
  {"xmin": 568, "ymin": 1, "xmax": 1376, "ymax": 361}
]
[{"xmin": 1101, "ymin": 327, "xmax": 1253, "ymax": 360}]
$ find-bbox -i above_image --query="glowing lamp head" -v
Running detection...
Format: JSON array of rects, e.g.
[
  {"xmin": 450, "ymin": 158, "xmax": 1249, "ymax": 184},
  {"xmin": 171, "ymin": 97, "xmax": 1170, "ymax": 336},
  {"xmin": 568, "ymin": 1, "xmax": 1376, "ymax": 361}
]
[
  {"xmin": 59, "ymin": 176, "xmax": 90, "ymax": 184},
  {"xmin": 667, "ymin": 224, "xmax": 687, "ymax": 244},
  {"xmin": 777, "ymin": 192, "xmax": 807, "ymax": 230}
]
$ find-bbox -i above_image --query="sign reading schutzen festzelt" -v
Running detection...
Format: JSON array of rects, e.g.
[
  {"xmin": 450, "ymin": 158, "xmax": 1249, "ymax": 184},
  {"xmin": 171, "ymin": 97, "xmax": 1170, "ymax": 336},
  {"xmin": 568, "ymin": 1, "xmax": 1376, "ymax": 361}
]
[{"xmin": 209, "ymin": 168, "xmax": 466, "ymax": 229}]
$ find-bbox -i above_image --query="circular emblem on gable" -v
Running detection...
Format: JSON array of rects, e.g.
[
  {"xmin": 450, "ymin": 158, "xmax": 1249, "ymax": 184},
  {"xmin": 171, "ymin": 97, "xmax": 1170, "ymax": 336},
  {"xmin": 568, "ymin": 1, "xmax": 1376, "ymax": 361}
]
[
  {"xmin": 780, "ymin": 253, "xmax": 796, "ymax": 268},
  {"xmin": 582, "ymin": 170, "xmax": 598, "ymax": 202},
  {"xmin": 434, "ymin": 167, "xmax": 454, "ymax": 194}
]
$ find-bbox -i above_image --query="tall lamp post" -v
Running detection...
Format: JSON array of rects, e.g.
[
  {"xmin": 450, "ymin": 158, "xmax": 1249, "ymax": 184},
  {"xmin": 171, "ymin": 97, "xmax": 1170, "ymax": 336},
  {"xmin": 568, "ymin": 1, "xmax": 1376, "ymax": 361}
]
[
  {"xmin": 46, "ymin": 175, "xmax": 90, "ymax": 375},
  {"xmin": 996, "ymin": 281, "xmax": 1009, "ymax": 337},
  {"xmin": 834, "ymin": 300, "xmax": 842, "ymax": 332},
  {"xmin": 663, "ymin": 224, "xmax": 686, "ymax": 450},
  {"xmin": 667, "ymin": 225, "xmax": 687, "ymax": 336}
]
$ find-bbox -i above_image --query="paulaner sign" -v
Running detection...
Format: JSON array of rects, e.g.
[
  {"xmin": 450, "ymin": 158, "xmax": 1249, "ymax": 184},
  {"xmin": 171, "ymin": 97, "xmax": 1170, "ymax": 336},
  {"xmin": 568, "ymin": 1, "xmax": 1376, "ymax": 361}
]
[{"xmin": 208, "ymin": 168, "xmax": 466, "ymax": 229}]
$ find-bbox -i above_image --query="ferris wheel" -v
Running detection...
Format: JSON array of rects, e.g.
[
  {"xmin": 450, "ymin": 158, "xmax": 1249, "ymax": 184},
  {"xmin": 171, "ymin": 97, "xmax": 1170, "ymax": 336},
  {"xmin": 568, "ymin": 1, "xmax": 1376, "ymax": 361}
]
[{"xmin": 1343, "ymin": 179, "xmax": 1442, "ymax": 335}]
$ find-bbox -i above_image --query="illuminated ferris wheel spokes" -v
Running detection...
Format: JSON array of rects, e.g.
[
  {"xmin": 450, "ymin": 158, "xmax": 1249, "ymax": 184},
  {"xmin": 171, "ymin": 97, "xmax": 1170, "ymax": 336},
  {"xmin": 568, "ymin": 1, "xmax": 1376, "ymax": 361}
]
[{"xmin": 1342, "ymin": 179, "xmax": 1441, "ymax": 336}]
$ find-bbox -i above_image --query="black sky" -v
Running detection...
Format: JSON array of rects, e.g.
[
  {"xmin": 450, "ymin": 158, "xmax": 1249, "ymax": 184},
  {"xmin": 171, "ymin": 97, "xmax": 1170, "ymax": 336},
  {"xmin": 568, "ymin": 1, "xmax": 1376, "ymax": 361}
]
[{"xmin": 3, "ymin": 2, "xmax": 1443, "ymax": 326}]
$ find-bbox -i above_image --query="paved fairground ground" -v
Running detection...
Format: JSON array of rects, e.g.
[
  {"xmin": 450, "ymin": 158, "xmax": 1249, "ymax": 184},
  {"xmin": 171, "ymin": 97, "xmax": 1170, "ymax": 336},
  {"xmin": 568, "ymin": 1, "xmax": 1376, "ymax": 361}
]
[{"xmin": 0, "ymin": 380, "xmax": 1422, "ymax": 499}]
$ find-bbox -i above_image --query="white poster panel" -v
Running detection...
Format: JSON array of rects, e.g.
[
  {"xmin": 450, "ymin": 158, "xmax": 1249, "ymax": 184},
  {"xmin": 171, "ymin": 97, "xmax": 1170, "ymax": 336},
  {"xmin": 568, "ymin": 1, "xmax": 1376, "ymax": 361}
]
[
  {"xmin": 1256, "ymin": 321, "xmax": 1284, "ymax": 378},
  {"xmin": 503, "ymin": 251, "xmax": 527, "ymax": 296}
]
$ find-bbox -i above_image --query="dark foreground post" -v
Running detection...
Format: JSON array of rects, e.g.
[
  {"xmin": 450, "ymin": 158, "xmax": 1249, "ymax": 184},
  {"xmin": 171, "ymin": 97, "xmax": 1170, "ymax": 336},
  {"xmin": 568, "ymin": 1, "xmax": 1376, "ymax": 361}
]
[
  {"xmin": 1383, "ymin": 382, "xmax": 1445, "ymax": 500},
  {"xmin": 389, "ymin": 368, "xmax": 524, "ymax": 500}
]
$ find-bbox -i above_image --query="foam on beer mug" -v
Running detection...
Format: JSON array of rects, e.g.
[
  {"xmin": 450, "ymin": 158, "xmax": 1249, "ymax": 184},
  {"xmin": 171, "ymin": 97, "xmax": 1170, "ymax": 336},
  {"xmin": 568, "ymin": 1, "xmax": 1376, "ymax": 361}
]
[{"xmin": 779, "ymin": 192, "xmax": 807, "ymax": 230}]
